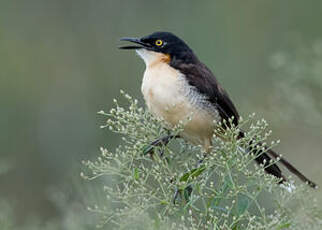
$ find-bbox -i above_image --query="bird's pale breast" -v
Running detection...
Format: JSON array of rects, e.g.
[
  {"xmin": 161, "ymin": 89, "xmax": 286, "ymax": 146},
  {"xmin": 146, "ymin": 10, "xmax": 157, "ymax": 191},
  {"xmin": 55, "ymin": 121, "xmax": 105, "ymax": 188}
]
[{"xmin": 141, "ymin": 60, "xmax": 219, "ymax": 150}]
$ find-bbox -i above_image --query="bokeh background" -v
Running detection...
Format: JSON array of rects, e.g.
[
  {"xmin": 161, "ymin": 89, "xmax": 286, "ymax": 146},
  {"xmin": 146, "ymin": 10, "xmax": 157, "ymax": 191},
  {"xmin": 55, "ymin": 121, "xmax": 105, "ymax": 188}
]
[{"xmin": 1, "ymin": 0, "xmax": 322, "ymax": 229}]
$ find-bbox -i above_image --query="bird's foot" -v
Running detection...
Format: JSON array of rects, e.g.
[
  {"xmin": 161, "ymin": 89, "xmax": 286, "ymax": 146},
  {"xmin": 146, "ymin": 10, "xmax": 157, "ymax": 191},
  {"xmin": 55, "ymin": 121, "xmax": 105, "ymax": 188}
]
[{"xmin": 142, "ymin": 134, "xmax": 179, "ymax": 157}]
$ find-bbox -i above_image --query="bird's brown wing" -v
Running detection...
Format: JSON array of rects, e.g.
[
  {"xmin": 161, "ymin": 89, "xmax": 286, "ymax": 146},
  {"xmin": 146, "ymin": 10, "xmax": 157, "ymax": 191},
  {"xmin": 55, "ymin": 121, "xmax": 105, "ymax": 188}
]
[
  {"xmin": 172, "ymin": 61, "xmax": 239, "ymax": 126},
  {"xmin": 172, "ymin": 60, "xmax": 286, "ymax": 181},
  {"xmin": 175, "ymin": 62, "xmax": 317, "ymax": 188},
  {"xmin": 171, "ymin": 60, "xmax": 317, "ymax": 188}
]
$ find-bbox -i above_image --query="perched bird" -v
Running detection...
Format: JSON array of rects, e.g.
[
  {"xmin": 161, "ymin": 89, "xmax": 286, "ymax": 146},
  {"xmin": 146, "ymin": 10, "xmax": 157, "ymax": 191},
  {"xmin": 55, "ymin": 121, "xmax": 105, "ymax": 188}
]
[{"xmin": 120, "ymin": 31, "xmax": 317, "ymax": 188}]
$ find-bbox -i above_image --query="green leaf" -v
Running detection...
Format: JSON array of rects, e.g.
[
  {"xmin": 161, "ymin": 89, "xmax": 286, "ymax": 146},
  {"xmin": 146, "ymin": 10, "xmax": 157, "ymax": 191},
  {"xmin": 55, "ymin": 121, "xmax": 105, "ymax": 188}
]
[
  {"xmin": 133, "ymin": 168, "xmax": 140, "ymax": 180},
  {"xmin": 142, "ymin": 144, "xmax": 154, "ymax": 155},
  {"xmin": 276, "ymin": 222, "xmax": 291, "ymax": 229},
  {"xmin": 180, "ymin": 166, "xmax": 206, "ymax": 182},
  {"xmin": 235, "ymin": 194, "xmax": 250, "ymax": 216},
  {"xmin": 183, "ymin": 185, "xmax": 193, "ymax": 202},
  {"xmin": 160, "ymin": 200, "xmax": 169, "ymax": 205}
]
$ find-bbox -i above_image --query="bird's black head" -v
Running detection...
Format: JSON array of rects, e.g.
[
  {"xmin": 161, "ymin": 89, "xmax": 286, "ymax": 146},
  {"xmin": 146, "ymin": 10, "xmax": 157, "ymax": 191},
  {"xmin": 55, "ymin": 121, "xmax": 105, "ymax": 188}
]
[{"xmin": 120, "ymin": 32, "xmax": 197, "ymax": 64}]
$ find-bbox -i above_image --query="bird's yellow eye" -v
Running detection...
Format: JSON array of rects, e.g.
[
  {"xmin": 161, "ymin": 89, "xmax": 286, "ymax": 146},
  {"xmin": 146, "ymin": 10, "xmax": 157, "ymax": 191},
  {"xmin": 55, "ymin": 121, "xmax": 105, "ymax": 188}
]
[{"xmin": 155, "ymin": 39, "xmax": 163, "ymax": 46}]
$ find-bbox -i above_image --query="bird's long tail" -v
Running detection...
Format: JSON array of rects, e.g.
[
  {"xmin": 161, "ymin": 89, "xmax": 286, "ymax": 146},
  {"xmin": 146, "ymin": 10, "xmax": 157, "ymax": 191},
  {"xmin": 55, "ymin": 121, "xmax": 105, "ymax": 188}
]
[
  {"xmin": 253, "ymin": 150, "xmax": 286, "ymax": 182},
  {"xmin": 239, "ymin": 132, "xmax": 317, "ymax": 189},
  {"xmin": 266, "ymin": 148, "xmax": 317, "ymax": 188}
]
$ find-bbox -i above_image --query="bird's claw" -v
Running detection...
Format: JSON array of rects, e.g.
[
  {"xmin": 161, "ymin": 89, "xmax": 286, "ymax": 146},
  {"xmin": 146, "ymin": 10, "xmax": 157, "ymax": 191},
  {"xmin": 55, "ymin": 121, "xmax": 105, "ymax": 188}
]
[{"xmin": 142, "ymin": 134, "xmax": 179, "ymax": 156}]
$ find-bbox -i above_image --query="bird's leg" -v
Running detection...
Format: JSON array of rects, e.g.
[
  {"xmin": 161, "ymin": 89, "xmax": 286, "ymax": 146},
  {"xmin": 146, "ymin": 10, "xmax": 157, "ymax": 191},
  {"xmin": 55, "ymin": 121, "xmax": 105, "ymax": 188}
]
[{"xmin": 143, "ymin": 134, "xmax": 180, "ymax": 157}]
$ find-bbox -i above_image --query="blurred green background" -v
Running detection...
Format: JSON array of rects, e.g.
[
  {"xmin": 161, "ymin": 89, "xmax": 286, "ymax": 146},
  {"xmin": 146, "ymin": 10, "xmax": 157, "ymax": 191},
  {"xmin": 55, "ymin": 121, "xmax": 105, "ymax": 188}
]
[{"xmin": 1, "ymin": 0, "xmax": 321, "ymax": 229}]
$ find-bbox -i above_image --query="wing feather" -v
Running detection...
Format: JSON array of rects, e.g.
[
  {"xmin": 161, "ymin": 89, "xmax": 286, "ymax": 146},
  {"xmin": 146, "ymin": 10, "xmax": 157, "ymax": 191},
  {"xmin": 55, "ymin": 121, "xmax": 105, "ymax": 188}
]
[{"xmin": 171, "ymin": 60, "xmax": 239, "ymax": 126}]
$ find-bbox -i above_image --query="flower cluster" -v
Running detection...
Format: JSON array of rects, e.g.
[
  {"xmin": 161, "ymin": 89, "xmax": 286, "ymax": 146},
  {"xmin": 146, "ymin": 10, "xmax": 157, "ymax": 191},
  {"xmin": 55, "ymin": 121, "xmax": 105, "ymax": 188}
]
[{"xmin": 82, "ymin": 92, "xmax": 322, "ymax": 230}]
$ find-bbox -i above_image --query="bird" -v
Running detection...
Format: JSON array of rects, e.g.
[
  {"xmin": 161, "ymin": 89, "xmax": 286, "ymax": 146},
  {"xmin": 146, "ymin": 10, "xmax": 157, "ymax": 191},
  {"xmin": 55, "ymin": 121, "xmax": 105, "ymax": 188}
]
[{"xmin": 119, "ymin": 31, "xmax": 317, "ymax": 188}]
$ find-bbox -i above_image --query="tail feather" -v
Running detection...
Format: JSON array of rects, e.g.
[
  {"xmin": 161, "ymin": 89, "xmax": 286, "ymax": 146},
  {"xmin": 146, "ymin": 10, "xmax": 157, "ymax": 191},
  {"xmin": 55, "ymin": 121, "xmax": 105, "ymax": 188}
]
[
  {"xmin": 238, "ymin": 131, "xmax": 317, "ymax": 189},
  {"xmin": 253, "ymin": 151, "xmax": 287, "ymax": 183},
  {"xmin": 267, "ymin": 149, "xmax": 317, "ymax": 189}
]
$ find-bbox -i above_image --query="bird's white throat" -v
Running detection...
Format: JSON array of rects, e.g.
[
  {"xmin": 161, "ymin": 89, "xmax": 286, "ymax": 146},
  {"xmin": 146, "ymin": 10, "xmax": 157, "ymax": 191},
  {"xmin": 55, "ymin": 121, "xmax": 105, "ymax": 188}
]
[{"xmin": 136, "ymin": 49, "xmax": 167, "ymax": 66}]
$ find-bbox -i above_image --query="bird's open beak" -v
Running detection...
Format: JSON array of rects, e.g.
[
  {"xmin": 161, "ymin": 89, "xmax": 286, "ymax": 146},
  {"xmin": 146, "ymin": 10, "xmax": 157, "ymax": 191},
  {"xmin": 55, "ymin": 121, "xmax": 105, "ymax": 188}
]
[{"xmin": 119, "ymin": 37, "xmax": 150, "ymax": 50}]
